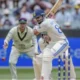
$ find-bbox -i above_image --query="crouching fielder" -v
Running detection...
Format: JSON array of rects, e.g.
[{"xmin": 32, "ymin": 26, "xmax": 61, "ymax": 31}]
[
  {"xmin": 3, "ymin": 18, "xmax": 37, "ymax": 80},
  {"xmin": 33, "ymin": 33, "xmax": 52, "ymax": 80},
  {"xmin": 33, "ymin": 9, "xmax": 76, "ymax": 80}
]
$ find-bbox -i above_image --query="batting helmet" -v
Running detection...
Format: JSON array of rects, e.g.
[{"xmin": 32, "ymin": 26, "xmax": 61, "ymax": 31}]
[{"xmin": 33, "ymin": 9, "xmax": 45, "ymax": 18}]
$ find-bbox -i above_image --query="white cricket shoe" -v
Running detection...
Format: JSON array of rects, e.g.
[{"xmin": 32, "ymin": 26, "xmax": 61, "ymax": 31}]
[
  {"xmin": 12, "ymin": 79, "xmax": 17, "ymax": 80},
  {"xmin": 33, "ymin": 78, "xmax": 53, "ymax": 80},
  {"xmin": 33, "ymin": 78, "xmax": 37, "ymax": 80},
  {"xmin": 70, "ymin": 79, "xmax": 76, "ymax": 80}
]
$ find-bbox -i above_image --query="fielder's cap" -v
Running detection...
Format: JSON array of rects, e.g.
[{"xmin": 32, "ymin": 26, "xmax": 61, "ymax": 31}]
[{"xmin": 19, "ymin": 18, "xmax": 27, "ymax": 24}]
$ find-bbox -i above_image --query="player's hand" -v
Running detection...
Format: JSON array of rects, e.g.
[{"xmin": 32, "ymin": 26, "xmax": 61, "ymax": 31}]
[
  {"xmin": 2, "ymin": 42, "xmax": 7, "ymax": 61},
  {"xmin": 48, "ymin": 13, "xmax": 55, "ymax": 18},
  {"xmin": 34, "ymin": 29, "xmax": 40, "ymax": 35},
  {"xmin": 43, "ymin": 35, "xmax": 51, "ymax": 43},
  {"xmin": 2, "ymin": 57, "xmax": 6, "ymax": 61},
  {"xmin": 3, "ymin": 42, "xmax": 8, "ymax": 49},
  {"xmin": 34, "ymin": 53, "xmax": 39, "ymax": 58},
  {"xmin": 35, "ymin": 53, "xmax": 39, "ymax": 55}
]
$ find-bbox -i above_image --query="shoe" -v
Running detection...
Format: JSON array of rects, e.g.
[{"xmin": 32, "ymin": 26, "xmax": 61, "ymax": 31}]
[
  {"xmin": 70, "ymin": 79, "xmax": 76, "ymax": 80},
  {"xmin": 33, "ymin": 78, "xmax": 53, "ymax": 80},
  {"xmin": 33, "ymin": 78, "xmax": 36, "ymax": 80},
  {"xmin": 12, "ymin": 79, "xmax": 17, "ymax": 80}
]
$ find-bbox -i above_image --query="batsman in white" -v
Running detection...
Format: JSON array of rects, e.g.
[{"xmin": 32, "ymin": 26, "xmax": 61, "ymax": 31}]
[
  {"xmin": 33, "ymin": 32, "xmax": 76, "ymax": 80},
  {"xmin": 33, "ymin": 9, "xmax": 76, "ymax": 80},
  {"xmin": 3, "ymin": 18, "xmax": 37, "ymax": 80}
]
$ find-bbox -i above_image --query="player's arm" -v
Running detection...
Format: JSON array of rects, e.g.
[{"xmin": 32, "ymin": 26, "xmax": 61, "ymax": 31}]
[
  {"xmin": 3, "ymin": 28, "xmax": 14, "ymax": 49},
  {"xmin": 34, "ymin": 23, "xmax": 48, "ymax": 36}
]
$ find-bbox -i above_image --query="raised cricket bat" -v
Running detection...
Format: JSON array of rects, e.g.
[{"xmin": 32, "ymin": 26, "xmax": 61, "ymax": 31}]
[{"xmin": 46, "ymin": 0, "xmax": 63, "ymax": 17}]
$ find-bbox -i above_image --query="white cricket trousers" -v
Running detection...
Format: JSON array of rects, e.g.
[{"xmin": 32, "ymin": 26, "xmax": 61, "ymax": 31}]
[
  {"xmin": 9, "ymin": 46, "xmax": 35, "ymax": 64},
  {"xmin": 9, "ymin": 46, "xmax": 35, "ymax": 80},
  {"xmin": 41, "ymin": 39, "xmax": 69, "ymax": 80}
]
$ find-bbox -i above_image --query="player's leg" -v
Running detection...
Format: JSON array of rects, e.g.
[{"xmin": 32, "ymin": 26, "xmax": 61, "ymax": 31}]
[
  {"xmin": 41, "ymin": 40, "xmax": 69, "ymax": 80},
  {"xmin": 33, "ymin": 53, "xmax": 53, "ymax": 80},
  {"xmin": 40, "ymin": 48, "xmax": 52, "ymax": 80},
  {"xmin": 33, "ymin": 54, "xmax": 42, "ymax": 80},
  {"xmin": 26, "ymin": 46, "xmax": 41, "ymax": 80},
  {"xmin": 33, "ymin": 37, "xmax": 53, "ymax": 80},
  {"xmin": 9, "ymin": 46, "xmax": 20, "ymax": 80},
  {"xmin": 61, "ymin": 49, "xmax": 76, "ymax": 80}
]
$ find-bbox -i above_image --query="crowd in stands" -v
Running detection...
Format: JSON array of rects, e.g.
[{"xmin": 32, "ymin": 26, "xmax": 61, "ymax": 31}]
[{"xmin": 0, "ymin": 0, "xmax": 80, "ymax": 30}]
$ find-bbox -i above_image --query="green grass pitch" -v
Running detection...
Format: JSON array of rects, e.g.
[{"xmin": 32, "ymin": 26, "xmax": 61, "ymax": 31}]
[{"xmin": 0, "ymin": 68, "xmax": 80, "ymax": 80}]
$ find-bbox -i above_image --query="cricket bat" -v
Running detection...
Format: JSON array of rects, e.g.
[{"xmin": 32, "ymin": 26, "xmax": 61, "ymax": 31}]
[{"xmin": 46, "ymin": 0, "xmax": 63, "ymax": 17}]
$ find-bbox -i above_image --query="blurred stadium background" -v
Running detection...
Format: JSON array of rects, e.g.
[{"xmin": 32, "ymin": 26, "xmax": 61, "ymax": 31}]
[{"xmin": 0, "ymin": 0, "xmax": 80, "ymax": 80}]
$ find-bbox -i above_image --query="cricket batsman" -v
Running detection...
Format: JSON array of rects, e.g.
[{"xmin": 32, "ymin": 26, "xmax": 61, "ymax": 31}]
[
  {"xmin": 3, "ymin": 18, "xmax": 37, "ymax": 80},
  {"xmin": 33, "ymin": 9, "xmax": 76, "ymax": 80}
]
